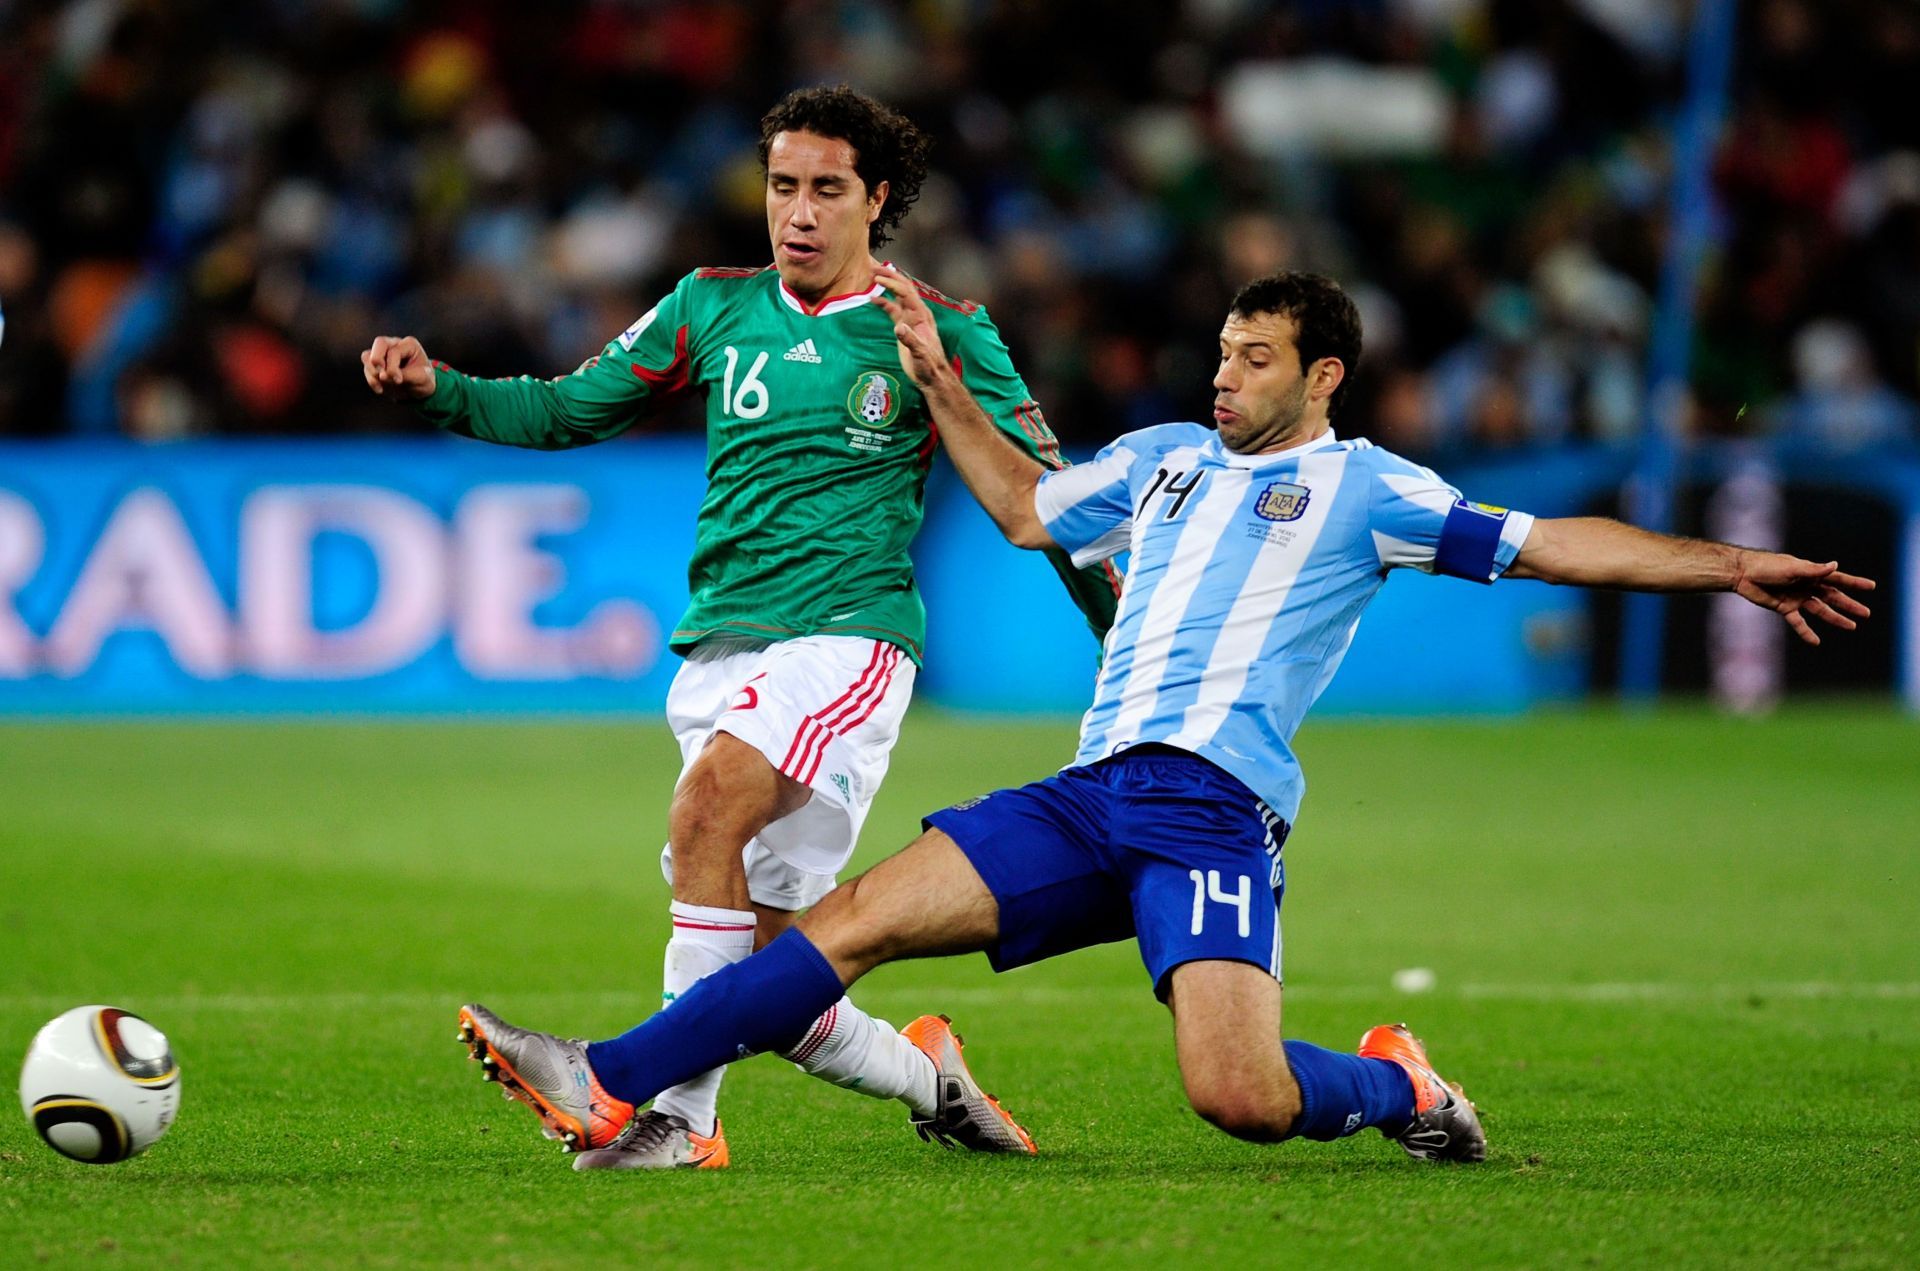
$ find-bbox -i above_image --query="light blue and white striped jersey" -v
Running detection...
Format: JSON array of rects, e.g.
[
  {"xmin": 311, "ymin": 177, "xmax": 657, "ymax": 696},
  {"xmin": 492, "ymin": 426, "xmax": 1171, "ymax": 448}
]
[{"xmin": 1034, "ymin": 422, "xmax": 1535, "ymax": 822}]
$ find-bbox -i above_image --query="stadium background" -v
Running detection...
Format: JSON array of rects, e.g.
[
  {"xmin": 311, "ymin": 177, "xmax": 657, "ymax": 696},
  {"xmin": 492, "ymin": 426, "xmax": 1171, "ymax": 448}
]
[{"xmin": 1, "ymin": 0, "xmax": 1917, "ymax": 714}]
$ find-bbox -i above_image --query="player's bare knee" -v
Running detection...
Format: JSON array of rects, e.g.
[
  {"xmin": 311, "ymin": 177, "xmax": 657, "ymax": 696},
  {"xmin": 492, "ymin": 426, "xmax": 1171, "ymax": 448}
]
[
  {"xmin": 839, "ymin": 873, "xmax": 912, "ymax": 962},
  {"xmin": 1189, "ymin": 1086, "xmax": 1295, "ymax": 1143},
  {"xmin": 796, "ymin": 875, "xmax": 892, "ymax": 974},
  {"xmin": 1184, "ymin": 1067, "xmax": 1299, "ymax": 1143},
  {"xmin": 668, "ymin": 767, "xmax": 748, "ymax": 858}
]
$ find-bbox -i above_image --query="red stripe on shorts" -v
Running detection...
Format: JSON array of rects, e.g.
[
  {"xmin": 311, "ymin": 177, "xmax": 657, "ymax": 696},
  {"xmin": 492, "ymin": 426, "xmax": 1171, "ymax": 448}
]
[
  {"xmin": 795, "ymin": 646, "xmax": 901, "ymax": 786},
  {"xmin": 790, "ymin": 651, "xmax": 894, "ymax": 786},
  {"xmin": 777, "ymin": 641, "xmax": 885, "ymax": 779}
]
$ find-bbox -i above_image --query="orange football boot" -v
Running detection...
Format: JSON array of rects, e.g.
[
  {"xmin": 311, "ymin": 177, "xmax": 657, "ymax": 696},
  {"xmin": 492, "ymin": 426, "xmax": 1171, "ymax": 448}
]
[
  {"xmin": 903, "ymin": 1014, "xmax": 1037, "ymax": 1154},
  {"xmin": 1357, "ymin": 1023, "xmax": 1487, "ymax": 1163}
]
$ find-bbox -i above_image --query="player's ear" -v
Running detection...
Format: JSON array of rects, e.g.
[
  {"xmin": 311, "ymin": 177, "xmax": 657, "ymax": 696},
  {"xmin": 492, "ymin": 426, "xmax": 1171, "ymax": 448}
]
[
  {"xmin": 867, "ymin": 179, "xmax": 889, "ymax": 226},
  {"xmin": 1308, "ymin": 356, "xmax": 1345, "ymax": 404}
]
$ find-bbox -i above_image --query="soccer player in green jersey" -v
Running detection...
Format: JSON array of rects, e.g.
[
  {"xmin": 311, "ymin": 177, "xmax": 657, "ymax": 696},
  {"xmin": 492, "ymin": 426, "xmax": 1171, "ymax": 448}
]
[{"xmin": 360, "ymin": 86, "xmax": 1119, "ymax": 1168}]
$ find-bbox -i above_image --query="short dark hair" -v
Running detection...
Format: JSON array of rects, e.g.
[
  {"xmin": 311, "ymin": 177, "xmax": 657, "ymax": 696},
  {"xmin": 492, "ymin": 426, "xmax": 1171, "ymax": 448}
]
[
  {"xmin": 758, "ymin": 85, "xmax": 931, "ymax": 249},
  {"xmin": 1228, "ymin": 272, "xmax": 1363, "ymax": 419}
]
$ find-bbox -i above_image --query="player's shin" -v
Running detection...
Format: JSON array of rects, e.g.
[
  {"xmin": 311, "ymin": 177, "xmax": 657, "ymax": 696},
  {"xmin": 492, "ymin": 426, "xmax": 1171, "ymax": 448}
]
[
  {"xmin": 778, "ymin": 997, "xmax": 938, "ymax": 1117},
  {"xmin": 648, "ymin": 902, "xmax": 756, "ymax": 1135},
  {"xmin": 1279, "ymin": 1041, "xmax": 1417, "ymax": 1141},
  {"xmin": 586, "ymin": 929, "xmax": 848, "ymax": 1107}
]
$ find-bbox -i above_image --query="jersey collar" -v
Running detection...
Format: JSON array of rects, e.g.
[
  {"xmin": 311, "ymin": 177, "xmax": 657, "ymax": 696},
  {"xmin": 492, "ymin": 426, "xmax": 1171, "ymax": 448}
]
[
  {"xmin": 1210, "ymin": 426, "xmax": 1338, "ymax": 468},
  {"xmin": 777, "ymin": 275, "xmax": 885, "ymax": 318}
]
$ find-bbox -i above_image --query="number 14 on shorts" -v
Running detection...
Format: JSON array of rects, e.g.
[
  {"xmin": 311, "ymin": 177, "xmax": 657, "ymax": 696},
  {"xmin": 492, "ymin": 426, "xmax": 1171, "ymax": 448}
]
[{"xmin": 1189, "ymin": 869, "xmax": 1252, "ymax": 937}]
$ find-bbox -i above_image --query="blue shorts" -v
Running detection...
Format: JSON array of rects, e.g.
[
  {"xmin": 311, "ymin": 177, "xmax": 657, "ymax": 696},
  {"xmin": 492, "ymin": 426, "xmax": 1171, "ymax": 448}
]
[{"xmin": 924, "ymin": 746, "xmax": 1289, "ymax": 1001}]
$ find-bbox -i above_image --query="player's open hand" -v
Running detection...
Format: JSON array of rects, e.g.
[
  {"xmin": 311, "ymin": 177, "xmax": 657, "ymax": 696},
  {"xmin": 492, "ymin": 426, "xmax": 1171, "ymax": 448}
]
[
  {"xmin": 360, "ymin": 335, "xmax": 437, "ymax": 400},
  {"xmin": 874, "ymin": 264, "xmax": 951, "ymax": 390},
  {"xmin": 1732, "ymin": 551, "xmax": 1876, "ymax": 645}
]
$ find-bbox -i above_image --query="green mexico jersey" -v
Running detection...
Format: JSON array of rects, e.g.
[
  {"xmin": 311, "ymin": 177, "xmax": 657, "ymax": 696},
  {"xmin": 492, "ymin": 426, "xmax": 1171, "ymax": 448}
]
[{"xmin": 418, "ymin": 265, "xmax": 1121, "ymax": 662}]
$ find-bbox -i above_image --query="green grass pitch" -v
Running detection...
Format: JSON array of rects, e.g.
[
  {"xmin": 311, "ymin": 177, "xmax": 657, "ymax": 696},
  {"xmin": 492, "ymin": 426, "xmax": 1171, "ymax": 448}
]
[{"xmin": 1, "ymin": 709, "xmax": 1916, "ymax": 1266}]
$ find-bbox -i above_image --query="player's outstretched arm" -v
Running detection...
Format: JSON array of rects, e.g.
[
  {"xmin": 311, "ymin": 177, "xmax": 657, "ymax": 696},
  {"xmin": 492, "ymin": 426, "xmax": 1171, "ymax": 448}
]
[
  {"xmin": 359, "ymin": 329, "xmax": 658, "ymax": 450},
  {"xmin": 1506, "ymin": 516, "xmax": 1876, "ymax": 645},
  {"xmin": 874, "ymin": 265, "xmax": 1057, "ymax": 551}
]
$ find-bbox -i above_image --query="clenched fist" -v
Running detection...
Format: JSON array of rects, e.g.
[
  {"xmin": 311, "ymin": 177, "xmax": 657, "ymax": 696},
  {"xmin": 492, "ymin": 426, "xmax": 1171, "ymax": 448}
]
[{"xmin": 360, "ymin": 335, "xmax": 437, "ymax": 400}]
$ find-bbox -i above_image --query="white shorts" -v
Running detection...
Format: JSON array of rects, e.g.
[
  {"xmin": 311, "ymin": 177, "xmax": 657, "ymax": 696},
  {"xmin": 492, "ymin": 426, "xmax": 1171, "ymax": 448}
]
[{"xmin": 659, "ymin": 634, "xmax": 916, "ymax": 910}]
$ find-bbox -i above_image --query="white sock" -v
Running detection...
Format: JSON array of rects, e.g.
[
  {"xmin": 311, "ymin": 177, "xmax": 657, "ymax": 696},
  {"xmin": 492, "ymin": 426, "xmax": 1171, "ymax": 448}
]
[
  {"xmin": 780, "ymin": 997, "xmax": 939, "ymax": 1118},
  {"xmin": 649, "ymin": 901, "xmax": 756, "ymax": 1137}
]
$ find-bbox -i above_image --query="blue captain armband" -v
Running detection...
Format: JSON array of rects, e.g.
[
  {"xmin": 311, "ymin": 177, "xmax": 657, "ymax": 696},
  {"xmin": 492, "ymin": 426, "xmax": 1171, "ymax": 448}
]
[{"xmin": 1434, "ymin": 499, "xmax": 1522, "ymax": 583}]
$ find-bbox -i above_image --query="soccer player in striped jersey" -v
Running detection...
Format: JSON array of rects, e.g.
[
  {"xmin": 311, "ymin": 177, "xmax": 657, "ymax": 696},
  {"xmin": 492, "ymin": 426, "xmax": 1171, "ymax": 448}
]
[
  {"xmin": 366, "ymin": 86, "xmax": 1118, "ymax": 1168},
  {"xmin": 455, "ymin": 271, "xmax": 1873, "ymax": 1164}
]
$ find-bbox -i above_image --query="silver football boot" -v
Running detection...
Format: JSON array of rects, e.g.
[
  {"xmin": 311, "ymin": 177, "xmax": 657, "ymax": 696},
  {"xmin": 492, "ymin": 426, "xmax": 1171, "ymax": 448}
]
[
  {"xmin": 457, "ymin": 1003, "xmax": 634, "ymax": 1152},
  {"xmin": 571, "ymin": 1108, "xmax": 730, "ymax": 1170}
]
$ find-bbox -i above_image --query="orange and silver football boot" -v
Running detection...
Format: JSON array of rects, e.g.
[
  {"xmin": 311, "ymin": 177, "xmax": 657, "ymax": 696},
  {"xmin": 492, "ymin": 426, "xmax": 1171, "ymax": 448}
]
[
  {"xmin": 902, "ymin": 1014, "xmax": 1037, "ymax": 1155},
  {"xmin": 457, "ymin": 1003, "xmax": 633, "ymax": 1151},
  {"xmin": 1357, "ymin": 1022, "xmax": 1487, "ymax": 1163}
]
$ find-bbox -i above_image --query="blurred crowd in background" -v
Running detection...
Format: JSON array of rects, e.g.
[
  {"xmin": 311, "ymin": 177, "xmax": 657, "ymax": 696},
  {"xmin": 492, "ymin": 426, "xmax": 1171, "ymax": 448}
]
[{"xmin": 1, "ymin": 0, "xmax": 1918, "ymax": 457}]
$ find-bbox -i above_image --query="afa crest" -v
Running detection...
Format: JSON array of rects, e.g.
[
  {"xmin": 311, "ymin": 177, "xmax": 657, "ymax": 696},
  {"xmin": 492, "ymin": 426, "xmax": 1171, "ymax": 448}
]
[
  {"xmin": 1255, "ymin": 482, "xmax": 1311, "ymax": 522},
  {"xmin": 847, "ymin": 371, "xmax": 902, "ymax": 428}
]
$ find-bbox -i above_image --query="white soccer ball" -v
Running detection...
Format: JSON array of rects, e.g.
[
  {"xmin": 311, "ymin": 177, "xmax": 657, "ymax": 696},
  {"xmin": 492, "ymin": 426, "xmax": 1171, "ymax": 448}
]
[{"xmin": 19, "ymin": 1006, "xmax": 180, "ymax": 1164}]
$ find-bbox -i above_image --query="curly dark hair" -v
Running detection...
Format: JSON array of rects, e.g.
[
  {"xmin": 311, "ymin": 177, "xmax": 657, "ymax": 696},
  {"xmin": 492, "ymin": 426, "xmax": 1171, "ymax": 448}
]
[
  {"xmin": 757, "ymin": 85, "xmax": 931, "ymax": 249},
  {"xmin": 1229, "ymin": 272, "xmax": 1364, "ymax": 420}
]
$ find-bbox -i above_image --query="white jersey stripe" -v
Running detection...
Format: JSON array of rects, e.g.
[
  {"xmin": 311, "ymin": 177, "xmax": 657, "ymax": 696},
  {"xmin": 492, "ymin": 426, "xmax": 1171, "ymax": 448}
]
[
  {"xmin": 1101, "ymin": 464, "xmax": 1252, "ymax": 751},
  {"xmin": 1163, "ymin": 449, "xmax": 1350, "ymax": 755},
  {"xmin": 1074, "ymin": 443, "xmax": 1210, "ymax": 751}
]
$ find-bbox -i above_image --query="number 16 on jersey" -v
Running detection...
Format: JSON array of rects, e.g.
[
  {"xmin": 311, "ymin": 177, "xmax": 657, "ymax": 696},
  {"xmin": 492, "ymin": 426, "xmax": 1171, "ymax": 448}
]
[{"xmin": 721, "ymin": 346, "xmax": 770, "ymax": 420}]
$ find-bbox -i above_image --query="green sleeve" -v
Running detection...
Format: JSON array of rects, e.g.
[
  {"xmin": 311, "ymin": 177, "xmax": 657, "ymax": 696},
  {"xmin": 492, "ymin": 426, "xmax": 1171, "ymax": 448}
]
[
  {"xmin": 952, "ymin": 309, "xmax": 1123, "ymax": 643},
  {"xmin": 418, "ymin": 274, "xmax": 699, "ymax": 449}
]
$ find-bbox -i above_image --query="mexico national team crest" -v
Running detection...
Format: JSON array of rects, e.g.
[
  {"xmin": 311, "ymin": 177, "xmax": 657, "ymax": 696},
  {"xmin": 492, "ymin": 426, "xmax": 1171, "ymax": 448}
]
[
  {"xmin": 1255, "ymin": 481, "xmax": 1312, "ymax": 522},
  {"xmin": 848, "ymin": 371, "xmax": 902, "ymax": 428}
]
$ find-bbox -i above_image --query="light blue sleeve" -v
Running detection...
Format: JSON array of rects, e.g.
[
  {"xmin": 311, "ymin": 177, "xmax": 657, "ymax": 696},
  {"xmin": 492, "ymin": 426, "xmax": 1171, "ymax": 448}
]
[
  {"xmin": 1032, "ymin": 434, "xmax": 1146, "ymax": 568},
  {"xmin": 1364, "ymin": 450, "xmax": 1535, "ymax": 583}
]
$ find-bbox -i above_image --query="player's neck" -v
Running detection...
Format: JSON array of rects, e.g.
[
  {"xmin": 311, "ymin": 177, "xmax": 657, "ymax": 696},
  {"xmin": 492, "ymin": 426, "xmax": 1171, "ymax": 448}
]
[{"xmin": 781, "ymin": 257, "xmax": 877, "ymax": 307}]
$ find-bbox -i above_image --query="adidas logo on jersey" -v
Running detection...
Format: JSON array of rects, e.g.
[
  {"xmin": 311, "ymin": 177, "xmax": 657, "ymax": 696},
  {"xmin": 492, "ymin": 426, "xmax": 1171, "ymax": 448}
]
[{"xmin": 783, "ymin": 339, "xmax": 823, "ymax": 364}]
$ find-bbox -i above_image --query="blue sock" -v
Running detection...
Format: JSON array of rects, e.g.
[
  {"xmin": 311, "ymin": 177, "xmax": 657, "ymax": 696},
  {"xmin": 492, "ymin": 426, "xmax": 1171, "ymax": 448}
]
[
  {"xmin": 1282, "ymin": 1041, "xmax": 1416, "ymax": 1140},
  {"xmin": 586, "ymin": 929, "xmax": 846, "ymax": 1107}
]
